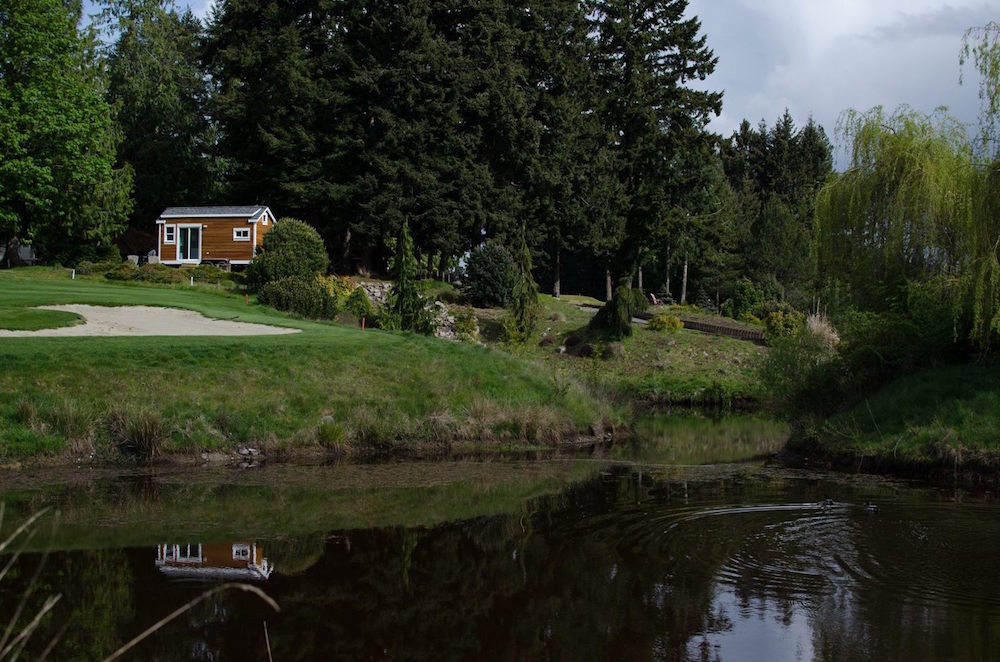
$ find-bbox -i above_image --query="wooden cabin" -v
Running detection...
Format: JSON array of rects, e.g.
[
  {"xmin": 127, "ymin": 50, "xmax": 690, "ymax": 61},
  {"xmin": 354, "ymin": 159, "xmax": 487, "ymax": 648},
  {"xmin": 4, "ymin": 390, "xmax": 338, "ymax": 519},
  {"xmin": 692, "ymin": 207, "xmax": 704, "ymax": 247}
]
[
  {"xmin": 155, "ymin": 205, "xmax": 276, "ymax": 268},
  {"xmin": 155, "ymin": 541, "xmax": 273, "ymax": 581}
]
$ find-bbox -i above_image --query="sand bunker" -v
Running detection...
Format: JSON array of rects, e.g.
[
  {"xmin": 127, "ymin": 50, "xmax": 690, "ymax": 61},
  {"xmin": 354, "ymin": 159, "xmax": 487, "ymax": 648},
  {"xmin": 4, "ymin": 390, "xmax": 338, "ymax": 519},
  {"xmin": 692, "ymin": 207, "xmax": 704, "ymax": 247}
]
[{"xmin": 0, "ymin": 305, "xmax": 300, "ymax": 337}]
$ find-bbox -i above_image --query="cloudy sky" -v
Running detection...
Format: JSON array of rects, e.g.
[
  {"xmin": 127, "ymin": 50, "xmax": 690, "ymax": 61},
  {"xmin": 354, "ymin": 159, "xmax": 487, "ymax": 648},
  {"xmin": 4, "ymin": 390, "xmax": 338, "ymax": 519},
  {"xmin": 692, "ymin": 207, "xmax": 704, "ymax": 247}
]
[{"xmin": 688, "ymin": 0, "xmax": 999, "ymax": 155}]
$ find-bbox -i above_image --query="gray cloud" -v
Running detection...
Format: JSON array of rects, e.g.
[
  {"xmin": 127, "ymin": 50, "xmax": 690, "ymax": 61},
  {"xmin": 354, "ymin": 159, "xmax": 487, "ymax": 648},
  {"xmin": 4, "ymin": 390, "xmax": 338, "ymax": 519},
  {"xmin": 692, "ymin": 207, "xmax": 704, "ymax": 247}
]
[{"xmin": 689, "ymin": 0, "xmax": 997, "ymax": 155}]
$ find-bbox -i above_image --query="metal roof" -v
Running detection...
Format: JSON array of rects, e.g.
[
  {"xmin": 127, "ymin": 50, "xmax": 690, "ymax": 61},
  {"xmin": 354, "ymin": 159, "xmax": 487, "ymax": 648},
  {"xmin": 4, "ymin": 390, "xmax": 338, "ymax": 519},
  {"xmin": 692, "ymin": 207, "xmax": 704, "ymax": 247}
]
[{"xmin": 159, "ymin": 206, "xmax": 269, "ymax": 220}]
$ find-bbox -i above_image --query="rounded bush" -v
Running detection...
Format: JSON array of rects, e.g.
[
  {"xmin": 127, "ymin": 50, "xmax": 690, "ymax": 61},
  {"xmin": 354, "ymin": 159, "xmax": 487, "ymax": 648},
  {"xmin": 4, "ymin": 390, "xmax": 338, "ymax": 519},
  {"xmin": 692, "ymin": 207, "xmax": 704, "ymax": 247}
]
[
  {"xmin": 344, "ymin": 286, "xmax": 375, "ymax": 320},
  {"xmin": 463, "ymin": 241, "xmax": 517, "ymax": 308},
  {"xmin": 139, "ymin": 263, "xmax": 185, "ymax": 283},
  {"xmin": 246, "ymin": 218, "xmax": 329, "ymax": 290},
  {"xmin": 259, "ymin": 276, "xmax": 338, "ymax": 319},
  {"xmin": 105, "ymin": 262, "xmax": 139, "ymax": 281},
  {"xmin": 647, "ymin": 314, "xmax": 683, "ymax": 332},
  {"xmin": 764, "ymin": 310, "xmax": 805, "ymax": 342},
  {"xmin": 191, "ymin": 264, "xmax": 232, "ymax": 284}
]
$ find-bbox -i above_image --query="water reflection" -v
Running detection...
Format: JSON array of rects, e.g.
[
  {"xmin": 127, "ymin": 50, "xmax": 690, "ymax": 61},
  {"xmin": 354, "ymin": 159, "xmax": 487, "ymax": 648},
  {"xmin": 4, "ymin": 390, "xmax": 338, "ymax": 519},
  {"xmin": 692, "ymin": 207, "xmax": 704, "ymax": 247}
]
[
  {"xmin": 2, "ymin": 465, "xmax": 999, "ymax": 660},
  {"xmin": 156, "ymin": 542, "xmax": 273, "ymax": 581}
]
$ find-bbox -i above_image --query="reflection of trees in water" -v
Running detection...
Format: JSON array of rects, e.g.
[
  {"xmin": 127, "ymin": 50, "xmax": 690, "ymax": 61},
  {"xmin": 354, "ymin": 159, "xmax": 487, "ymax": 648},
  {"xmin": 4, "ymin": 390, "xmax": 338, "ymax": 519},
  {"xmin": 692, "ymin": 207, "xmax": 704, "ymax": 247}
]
[
  {"xmin": 7, "ymin": 472, "xmax": 1000, "ymax": 660},
  {"xmin": 2, "ymin": 549, "xmax": 133, "ymax": 659}
]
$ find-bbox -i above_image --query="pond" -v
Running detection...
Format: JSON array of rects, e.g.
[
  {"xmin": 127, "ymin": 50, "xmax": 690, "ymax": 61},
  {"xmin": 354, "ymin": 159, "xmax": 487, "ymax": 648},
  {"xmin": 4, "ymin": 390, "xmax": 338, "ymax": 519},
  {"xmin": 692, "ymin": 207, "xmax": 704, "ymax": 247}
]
[{"xmin": 1, "ymin": 421, "xmax": 999, "ymax": 660}]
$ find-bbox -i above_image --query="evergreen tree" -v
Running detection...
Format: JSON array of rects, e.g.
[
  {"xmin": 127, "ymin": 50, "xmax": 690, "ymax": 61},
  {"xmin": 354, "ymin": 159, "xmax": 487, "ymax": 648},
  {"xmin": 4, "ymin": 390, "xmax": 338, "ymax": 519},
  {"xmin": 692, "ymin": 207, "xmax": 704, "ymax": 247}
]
[
  {"xmin": 385, "ymin": 220, "xmax": 435, "ymax": 335},
  {"xmin": 100, "ymin": 0, "xmax": 216, "ymax": 231},
  {"xmin": 585, "ymin": 0, "xmax": 722, "ymax": 285},
  {"xmin": 0, "ymin": 0, "xmax": 132, "ymax": 263},
  {"xmin": 510, "ymin": 223, "xmax": 540, "ymax": 339}
]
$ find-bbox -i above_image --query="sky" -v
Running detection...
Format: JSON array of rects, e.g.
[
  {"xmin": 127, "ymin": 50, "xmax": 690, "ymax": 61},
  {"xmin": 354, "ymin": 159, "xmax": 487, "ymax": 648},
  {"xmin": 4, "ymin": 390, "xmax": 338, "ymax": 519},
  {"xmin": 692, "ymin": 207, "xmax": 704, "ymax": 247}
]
[
  {"xmin": 86, "ymin": 0, "xmax": 1000, "ymax": 157},
  {"xmin": 688, "ymin": 0, "xmax": 1000, "ymax": 156}
]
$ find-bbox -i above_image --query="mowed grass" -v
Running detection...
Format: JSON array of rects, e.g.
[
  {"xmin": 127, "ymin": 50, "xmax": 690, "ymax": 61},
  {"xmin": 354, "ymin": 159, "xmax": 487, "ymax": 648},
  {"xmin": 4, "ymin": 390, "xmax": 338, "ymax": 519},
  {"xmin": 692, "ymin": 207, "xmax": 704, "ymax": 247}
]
[
  {"xmin": 815, "ymin": 364, "xmax": 1000, "ymax": 468},
  {"xmin": 0, "ymin": 268, "xmax": 612, "ymax": 462},
  {"xmin": 478, "ymin": 294, "xmax": 765, "ymax": 407},
  {"xmin": 0, "ymin": 305, "xmax": 82, "ymax": 330}
]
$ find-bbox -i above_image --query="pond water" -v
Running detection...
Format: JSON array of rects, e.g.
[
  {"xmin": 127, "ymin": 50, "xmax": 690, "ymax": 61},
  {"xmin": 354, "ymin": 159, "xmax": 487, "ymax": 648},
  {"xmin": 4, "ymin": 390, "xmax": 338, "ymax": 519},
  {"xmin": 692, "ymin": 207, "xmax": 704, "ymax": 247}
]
[{"xmin": 2, "ymin": 426, "xmax": 999, "ymax": 660}]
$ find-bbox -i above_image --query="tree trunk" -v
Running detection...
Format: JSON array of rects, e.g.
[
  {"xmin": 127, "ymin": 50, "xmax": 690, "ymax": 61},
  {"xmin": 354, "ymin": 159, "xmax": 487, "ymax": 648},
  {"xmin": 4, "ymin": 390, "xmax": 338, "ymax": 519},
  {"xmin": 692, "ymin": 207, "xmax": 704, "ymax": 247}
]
[
  {"xmin": 341, "ymin": 227, "xmax": 352, "ymax": 272},
  {"xmin": 638, "ymin": 265, "xmax": 643, "ymax": 291},
  {"xmin": 553, "ymin": 242, "xmax": 561, "ymax": 298},
  {"xmin": 680, "ymin": 254, "xmax": 689, "ymax": 305},
  {"xmin": 605, "ymin": 267, "xmax": 612, "ymax": 302},
  {"xmin": 664, "ymin": 243, "xmax": 671, "ymax": 299}
]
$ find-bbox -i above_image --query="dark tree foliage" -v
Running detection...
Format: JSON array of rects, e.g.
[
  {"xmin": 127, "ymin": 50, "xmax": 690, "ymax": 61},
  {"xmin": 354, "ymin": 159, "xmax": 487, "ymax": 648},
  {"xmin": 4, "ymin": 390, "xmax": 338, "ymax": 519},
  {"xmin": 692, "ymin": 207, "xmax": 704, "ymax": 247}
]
[
  {"xmin": 719, "ymin": 111, "xmax": 833, "ymax": 301},
  {"xmin": 101, "ymin": 0, "xmax": 217, "ymax": 232},
  {"xmin": 585, "ymin": 0, "xmax": 723, "ymax": 284},
  {"xmin": 0, "ymin": 0, "xmax": 132, "ymax": 264}
]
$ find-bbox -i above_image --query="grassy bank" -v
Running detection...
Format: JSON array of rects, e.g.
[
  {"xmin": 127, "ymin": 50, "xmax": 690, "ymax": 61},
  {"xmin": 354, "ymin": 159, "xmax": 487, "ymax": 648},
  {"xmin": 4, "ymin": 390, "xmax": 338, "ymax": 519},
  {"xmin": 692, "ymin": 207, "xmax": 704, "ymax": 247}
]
[
  {"xmin": 789, "ymin": 364, "xmax": 1000, "ymax": 479},
  {"xmin": 477, "ymin": 295, "xmax": 765, "ymax": 408},
  {"xmin": 0, "ymin": 268, "xmax": 613, "ymax": 463}
]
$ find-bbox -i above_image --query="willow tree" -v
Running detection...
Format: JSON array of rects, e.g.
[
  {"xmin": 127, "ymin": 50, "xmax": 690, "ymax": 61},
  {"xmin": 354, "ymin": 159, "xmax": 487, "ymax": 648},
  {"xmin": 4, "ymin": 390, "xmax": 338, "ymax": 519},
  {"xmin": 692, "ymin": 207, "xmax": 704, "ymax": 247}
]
[
  {"xmin": 962, "ymin": 23, "xmax": 1000, "ymax": 349},
  {"xmin": 814, "ymin": 106, "xmax": 974, "ymax": 311}
]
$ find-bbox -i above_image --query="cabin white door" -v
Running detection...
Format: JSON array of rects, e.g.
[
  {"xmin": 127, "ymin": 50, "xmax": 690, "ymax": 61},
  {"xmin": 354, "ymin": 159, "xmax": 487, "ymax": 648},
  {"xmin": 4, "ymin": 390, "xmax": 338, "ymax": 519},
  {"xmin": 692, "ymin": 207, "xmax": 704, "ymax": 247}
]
[{"xmin": 178, "ymin": 225, "xmax": 201, "ymax": 263}]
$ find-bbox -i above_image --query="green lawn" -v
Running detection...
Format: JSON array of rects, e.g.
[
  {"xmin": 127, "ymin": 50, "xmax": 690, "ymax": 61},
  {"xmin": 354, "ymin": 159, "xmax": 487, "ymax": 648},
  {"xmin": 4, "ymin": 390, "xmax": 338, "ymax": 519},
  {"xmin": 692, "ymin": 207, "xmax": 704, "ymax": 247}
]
[
  {"xmin": 811, "ymin": 364, "xmax": 1000, "ymax": 469},
  {"xmin": 0, "ymin": 268, "xmax": 612, "ymax": 462},
  {"xmin": 477, "ymin": 294, "xmax": 765, "ymax": 407},
  {"xmin": 0, "ymin": 305, "xmax": 82, "ymax": 331}
]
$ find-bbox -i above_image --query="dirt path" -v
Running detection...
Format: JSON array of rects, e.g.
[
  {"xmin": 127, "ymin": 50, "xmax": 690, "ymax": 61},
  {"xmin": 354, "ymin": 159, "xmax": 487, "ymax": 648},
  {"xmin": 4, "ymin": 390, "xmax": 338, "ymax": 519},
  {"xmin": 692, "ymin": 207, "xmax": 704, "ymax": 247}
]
[{"xmin": 0, "ymin": 305, "xmax": 300, "ymax": 337}]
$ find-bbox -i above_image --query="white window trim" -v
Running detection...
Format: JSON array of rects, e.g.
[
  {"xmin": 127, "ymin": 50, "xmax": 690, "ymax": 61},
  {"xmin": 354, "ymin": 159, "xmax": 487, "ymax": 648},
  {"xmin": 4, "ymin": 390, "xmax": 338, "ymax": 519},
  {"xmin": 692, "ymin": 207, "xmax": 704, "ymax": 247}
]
[
  {"xmin": 164, "ymin": 224, "xmax": 176, "ymax": 244},
  {"xmin": 233, "ymin": 227, "xmax": 251, "ymax": 241}
]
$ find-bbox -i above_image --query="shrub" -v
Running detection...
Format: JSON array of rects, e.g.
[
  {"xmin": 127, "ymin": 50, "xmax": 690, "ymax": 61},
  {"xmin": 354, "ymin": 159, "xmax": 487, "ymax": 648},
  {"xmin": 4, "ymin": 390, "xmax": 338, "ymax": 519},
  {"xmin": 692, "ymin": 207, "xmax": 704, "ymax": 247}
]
[
  {"xmin": 259, "ymin": 276, "xmax": 338, "ymax": 319},
  {"xmin": 463, "ymin": 241, "xmax": 517, "ymax": 307},
  {"xmin": 139, "ymin": 263, "xmax": 185, "ymax": 283},
  {"xmin": 76, "ymin": 259, "xmax": 119, "ymax": 276},
  {"xmin": 758, "ymin": 328, "xmax": 841, "ymax": 417},
  {"xmin": 590, "ymin": 286, "xmax": 647, "ymax": 339},
  {"xmin": 453, "ymin": 306, "xmax": 479, "ymax": 343},
  {"xmin": 246, "ymin": 218, "xmax": 329, "ymax": 290},
  {"xmin": 105, "ymin": 262, "xmax": 139, "ymax": 281},
  {"xmin": 648, "ymin": 314, "xmax": 683, "ymax": 332},
  {"xmin": 344, "ymin": 286, "xmax": 375, "ymax": 320},
  {"xmin": 319, "ymin": 274, "xmax": 354, "ymax": 303},
  {"xmin": 764, "ymin": 310, "xmax": 805, "ymax": 342},
  {"xmin": 806, "ymin": 313, "xmax": 840, "ymax": 351},
  {"xmin": 731, "ymin": 277, "xmax": 762, "ymax": 319},
  {"xmin": 191, "ymin": 264, "xmax": 232, "ymax": 284}
]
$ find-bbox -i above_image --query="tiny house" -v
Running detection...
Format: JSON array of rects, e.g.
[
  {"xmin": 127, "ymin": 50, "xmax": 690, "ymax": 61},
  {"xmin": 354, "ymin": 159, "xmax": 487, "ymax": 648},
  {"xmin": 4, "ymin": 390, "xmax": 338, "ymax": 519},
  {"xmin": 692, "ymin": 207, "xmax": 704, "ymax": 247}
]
[{"xmin": 155, "ymin": 205, "xmax": 276, "ymax": 267}]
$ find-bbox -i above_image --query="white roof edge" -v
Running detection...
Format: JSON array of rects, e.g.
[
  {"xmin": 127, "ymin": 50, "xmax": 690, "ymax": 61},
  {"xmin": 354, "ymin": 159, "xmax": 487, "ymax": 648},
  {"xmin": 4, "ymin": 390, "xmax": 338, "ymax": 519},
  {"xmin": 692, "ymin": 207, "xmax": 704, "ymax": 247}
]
[{"xmin": 161, "ymin": 213, "xmax": 260, "ymax": 219}]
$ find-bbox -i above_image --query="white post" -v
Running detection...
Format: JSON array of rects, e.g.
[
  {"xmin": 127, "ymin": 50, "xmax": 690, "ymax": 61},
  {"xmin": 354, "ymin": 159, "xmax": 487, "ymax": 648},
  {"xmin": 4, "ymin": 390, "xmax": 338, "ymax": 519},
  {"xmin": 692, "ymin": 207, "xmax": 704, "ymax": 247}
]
[
  {"xmin": 71, "ymin": 269, "xmax": 75, "ymax": 280},
  {"xmin": 190, "ymin": 275, "xmax": 194, "ymax": 286}
]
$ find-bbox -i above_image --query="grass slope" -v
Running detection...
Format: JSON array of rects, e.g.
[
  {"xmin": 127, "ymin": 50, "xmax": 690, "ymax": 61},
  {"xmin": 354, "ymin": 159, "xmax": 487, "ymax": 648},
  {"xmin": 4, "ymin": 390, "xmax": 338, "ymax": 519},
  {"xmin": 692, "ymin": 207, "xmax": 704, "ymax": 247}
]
[
  {"xmin": 797, "ymin": 364, "xmax": 1000, "ymax": 474},
  {"xmin": 478, "ymin": 295, "xmax": 764, "ymax": 407},
  {"xmin": 0, "ymin": 268, "xmax": 611, "ymax": 462}
]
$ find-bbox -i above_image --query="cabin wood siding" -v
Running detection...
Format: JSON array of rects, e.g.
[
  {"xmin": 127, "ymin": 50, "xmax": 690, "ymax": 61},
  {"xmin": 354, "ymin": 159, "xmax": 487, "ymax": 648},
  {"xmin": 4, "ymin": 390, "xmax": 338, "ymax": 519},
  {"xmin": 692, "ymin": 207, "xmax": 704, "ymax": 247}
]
[
  {"xmin": 257, "ymin": 218, "xmax": 273, "ymax": 246},
  {"xmin": 160, "ymin": 224, "xmax": 177, "ymax": 261},
  {"xmin": 190, "ymin": 217, "xmax": 257, "ymax": 262}
]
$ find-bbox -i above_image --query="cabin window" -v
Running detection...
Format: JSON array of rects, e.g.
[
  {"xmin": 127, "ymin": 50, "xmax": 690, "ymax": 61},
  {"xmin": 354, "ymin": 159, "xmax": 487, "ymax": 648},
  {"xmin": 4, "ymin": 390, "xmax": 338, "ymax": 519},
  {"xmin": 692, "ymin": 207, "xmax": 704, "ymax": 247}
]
[
  {"xmin": 164, "ymin": 225, "xmax": 176, "ymax": 244},
  {"xmin": 232, "ymin": 544, "xmax": 251, "ymax": 560},
  {"xmin": 233, "ymin": 227, "xmax": 251, "ymax": 241}
]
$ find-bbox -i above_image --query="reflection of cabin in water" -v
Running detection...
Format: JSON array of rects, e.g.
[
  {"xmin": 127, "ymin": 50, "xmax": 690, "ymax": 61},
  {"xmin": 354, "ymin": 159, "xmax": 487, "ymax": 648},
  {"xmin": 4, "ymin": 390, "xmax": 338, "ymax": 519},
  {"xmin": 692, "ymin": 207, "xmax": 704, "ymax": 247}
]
[{"xmin": 156, "ymin": 542, "xmax": 273, "ymax": 581}]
